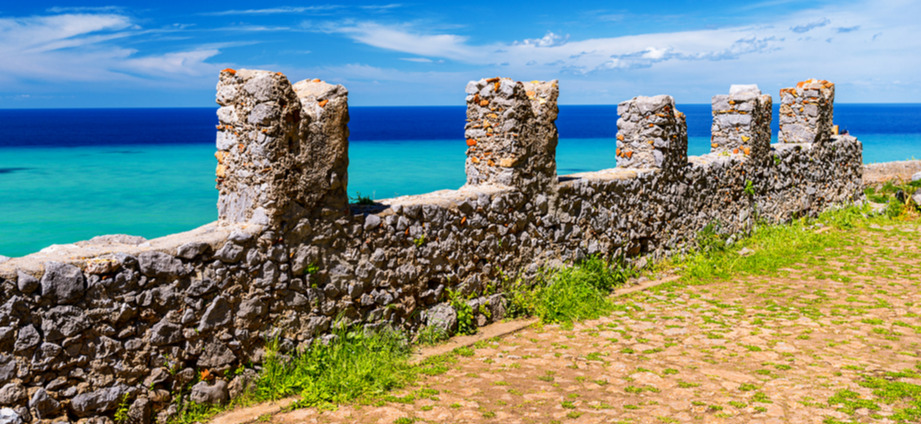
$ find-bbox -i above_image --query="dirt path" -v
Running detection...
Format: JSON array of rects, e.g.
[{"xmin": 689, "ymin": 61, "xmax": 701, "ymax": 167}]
[{"xmin": 261, "ymin": 223, "xmax": 921, "ymax": 424}]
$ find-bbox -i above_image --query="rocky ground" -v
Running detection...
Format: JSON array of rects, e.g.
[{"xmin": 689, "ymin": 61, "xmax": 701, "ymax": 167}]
[{"xmin": 256, "ymin": 219, "xmax": 921, "ymax": 424}]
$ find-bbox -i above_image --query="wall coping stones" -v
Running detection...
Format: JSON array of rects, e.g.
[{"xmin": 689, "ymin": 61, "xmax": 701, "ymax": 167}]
[{"xmin": 0, "ymin": 222, "xmax": 256, "ymax": 281}]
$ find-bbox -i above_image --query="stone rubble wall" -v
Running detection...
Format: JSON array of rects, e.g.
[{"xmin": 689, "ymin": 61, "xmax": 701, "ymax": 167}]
[
  {"xmin": 0, "ymin": 74, "xmax": 863, "ymax": 424},
  {"xmin": 780, "ymin": 79, "xmax": 835, "ymax": 144},
  {"xmin": 711, "ymin": 84, "xmax": 773, "ymax": 161}
]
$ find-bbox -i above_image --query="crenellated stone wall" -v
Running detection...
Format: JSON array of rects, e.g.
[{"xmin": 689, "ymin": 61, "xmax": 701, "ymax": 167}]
[{"xmin": 0, "ymin": 75, "xmax": 862, "ymax": 424}]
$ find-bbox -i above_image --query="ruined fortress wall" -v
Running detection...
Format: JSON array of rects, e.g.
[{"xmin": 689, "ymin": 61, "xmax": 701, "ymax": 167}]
[{"xmin": 0, "ymin": 75, "xmax": 862, "ymax": 423}]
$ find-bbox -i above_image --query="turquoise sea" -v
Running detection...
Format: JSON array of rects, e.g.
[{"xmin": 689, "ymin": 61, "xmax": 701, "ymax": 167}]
[{"xmin": 1, "ymin": 105, "xmax": 919, "ymax": 257}]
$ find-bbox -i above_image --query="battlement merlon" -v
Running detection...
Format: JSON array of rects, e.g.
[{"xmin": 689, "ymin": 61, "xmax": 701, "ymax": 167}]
[
  {"xmin": 779, "ymin": 79, "xmax": 835, "ymax": 144},
  {"xmin": 615, "ymin": 95, "xmax": 688, "ymax": 174},
  {"xmin": 463, "ymin": 78, "xmax": 559, "ymax": 192},
  {"xmin": 214, "ymin": 70, "xmax": 350, "ymax": 229},
  {"xmin": 711, "ymin": 84, "xmax": 772, "ymax": 162}
]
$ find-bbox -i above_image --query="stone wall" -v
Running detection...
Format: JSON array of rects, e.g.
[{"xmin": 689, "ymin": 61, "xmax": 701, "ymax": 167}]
[{"xmin": 0, "ymin": 75, "xmax": 862, "ymax": 423}]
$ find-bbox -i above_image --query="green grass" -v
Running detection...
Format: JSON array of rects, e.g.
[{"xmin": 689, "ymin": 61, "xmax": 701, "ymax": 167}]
[
  {"xmin": 255, "ymin": 326, "xmax": 416, "ymax": 407},
  {"xmin": 506, "ymin": 256, "xmax": 633, "ymax": 324},
  {"xmin": 675, "ymin": 206, "xmax": 883, "ymax": 285}
]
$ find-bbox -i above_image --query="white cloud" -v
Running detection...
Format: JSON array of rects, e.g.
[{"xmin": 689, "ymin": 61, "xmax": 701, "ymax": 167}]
[
  {"xmin": 316, "ymin": 0, "xmax": 921, "ymax": 102},
  {"xmin": 318, "ymin": 21, "xmax": 478, "ymax": 61},
  {"xmin": 202, "ymin": 6, "xmax": 341, "ymax": 16},
  {"xmin": 515, "ymin": 31, "xmax": 569, "ymax": 47},
  {"xmin": 790, "ymin": 18, "xmax": 830, "ymax": 33},
  {"xmin": 121, "ymin": 49, "xmax": 221, "ymax": 76},
  {"xmin": 400, "ymin": 57, "xmax": 433, "ymax": 63},
  {"xmin": 0, "ymin": 13, "xmax": 224, "ymax": 88}
]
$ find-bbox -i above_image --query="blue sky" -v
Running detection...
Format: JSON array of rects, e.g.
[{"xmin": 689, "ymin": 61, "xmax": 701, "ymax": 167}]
[{"xmin": 1, "ymin": 0, "xmax": 919, "ymax": 107}]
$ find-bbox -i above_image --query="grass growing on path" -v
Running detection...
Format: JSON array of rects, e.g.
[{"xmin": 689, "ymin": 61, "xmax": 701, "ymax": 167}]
[
  {"xmin": 255, "ymin": 327, "xmax": 416, "ymax": 407},
  {"xmin": 677, "ymin": 205, "xmax": 880, "ymax": 285}
]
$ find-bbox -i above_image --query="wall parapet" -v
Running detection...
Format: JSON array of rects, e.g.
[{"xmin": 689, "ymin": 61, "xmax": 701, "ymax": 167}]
[{"xmin": 0, "ymin": 74, "xmax": 863, "ymax": 424}]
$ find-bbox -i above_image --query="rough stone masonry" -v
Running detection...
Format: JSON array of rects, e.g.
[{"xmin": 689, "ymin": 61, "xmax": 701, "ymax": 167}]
[{"xmin": 0, "ymin": 74, "xmax": 862, "ymax": 423}]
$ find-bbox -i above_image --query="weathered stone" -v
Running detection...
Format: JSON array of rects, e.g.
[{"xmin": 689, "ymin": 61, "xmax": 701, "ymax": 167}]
[
  {"xmin": 186, "ymin": 279, "xmax": 218, "ymax": 297},
  {"xmin": 127, "ymin": 397, "xmax": 151, "ymax": 424},
  {"xmin": 0, "ymin": 408, "xmax": 21, "ymax": 424},
  {"xmin": 779, "ymin": 79, "xmax": 835, "ymax": 144},
  {"xmin": 83, "ymin": 258, "xmax": 120, "ymax": 275},
  {"xmin": 41, "ymin": 306, "xmax": 88, "ymax": 342},
  {"xmin": 0, "ymin": 384, "xmax": 25, "ymax": 405},
  {"xmin": 0, "ymin": 357, "xmax": 15, "ymax": 385},
  {"xmin": 423, "ymin": 303, "xmax": 457, "ymax": 334},
  {"xmin": 148, "ymin": 319, "xmax": 182, "ymax": 346},
  {"xmin": 364, "ymin": 214, "xmax": 381, "ymax": 231},
  {"xmin": 40, "ymin": 262, "xmax": 85, "ymax": 305},
  {"xmin": 13, "ymin": 325, "xmax": 40, "ymax": 354},
  {"xmin": 15, "ymin": 272, "xmax": 38, "ymax": 295},
  {"xmin": 70, "ymin": 385, "xmax": 131, "ymax": 417},
  {"xmin": 189, "ymin": 380, "xmax": 228, "ymax": 405},
  {"xmin": 28, "ymin": 389, "xmax": 60, "ymax": 420},
  {"xmin": 199, "ymin": 296, "xmax": 232, "ymax": 332},
  {"xmin": 486, "ymin": 294, "xmax": 506, "ymax": 322},
  {"xmin": 228, "ymin": 369, "xmax": 258, "ymax": 399},
  {"xmin": 616, "ymin": 95, "xmax": 687, "ymax": 173},
  {"xmin": 464, "ymin": 78, "xmax": 559, "ymax": 192},
  {"xmin": 138, "ymin": 251, "xmax": 186, "ymax": 278},
  {"xmin": 236, "ymin": 298, "xmax": 265, "ymax": 321},
  {"xmin": 176, "ymin": 242, "xmax": 211, "ymax": 260},
  {"xmin": 214, "ymin": 242, "xmax": 244, "ymax": 263},
  {"xmin": 197, "ymin": 342, "xmax": 236, "ymax": 369}
]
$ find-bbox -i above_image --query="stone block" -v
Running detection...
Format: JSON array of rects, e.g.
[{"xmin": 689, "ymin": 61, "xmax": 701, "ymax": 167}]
[
  {"xmin": 710, "ymin": 84, "xmax": 772, "ymax": 161},
  {"xmin": 615, "ymin": 95, "xmax": 687, "ymax": 173},
  {"xmin": 779, "ymin": 79, "xmax": 835, "ymax": 144},
  {"xmin": 464, "ymin": 77, "xmax": 559, "ymax": 192}
]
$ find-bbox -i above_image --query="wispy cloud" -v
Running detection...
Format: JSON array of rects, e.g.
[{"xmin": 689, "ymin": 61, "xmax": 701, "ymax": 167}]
[
  {"xmin": 46, "ymin": 6, "xmax": 126, "ymax": 14},
  {"xmin": 0, "ymin": 12, "xmax": 222, "ymax": 86},
  {"xmin": 836, "ymin": 25, "xmax": 860, "ymax": 33},
  {"xmin": 790, "ymin": 18, "xmax": 830, "ymax": 33},
  {"xmin": 360, "ymin": 4, "xmax": 402, "ymax": 11},
  {"xmin": 202, "ymin": 6, "xmax": 341, "ymax": 16},
  {"xmin": 400, "ymin": 57, "xmax": 433, "ymax": 63},
  {"xmin": 316, "ymin": 21, "xmax": 478, "ymax": 60}
]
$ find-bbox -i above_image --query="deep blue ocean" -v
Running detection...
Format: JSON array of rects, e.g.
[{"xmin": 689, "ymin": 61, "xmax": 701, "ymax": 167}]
[{"xmin": 1, "ymin": 104, "xmax": 919, "ymax": 257}]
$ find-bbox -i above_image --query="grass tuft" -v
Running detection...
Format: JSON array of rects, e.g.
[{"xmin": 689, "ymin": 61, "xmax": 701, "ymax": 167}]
[
  {"xmin": 255, "ymin": 326, "xmax": 415, "ymax": 408},
  {"xmin": 506, "ymin": 256, "xmax": 632, "ymax": 324}
]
